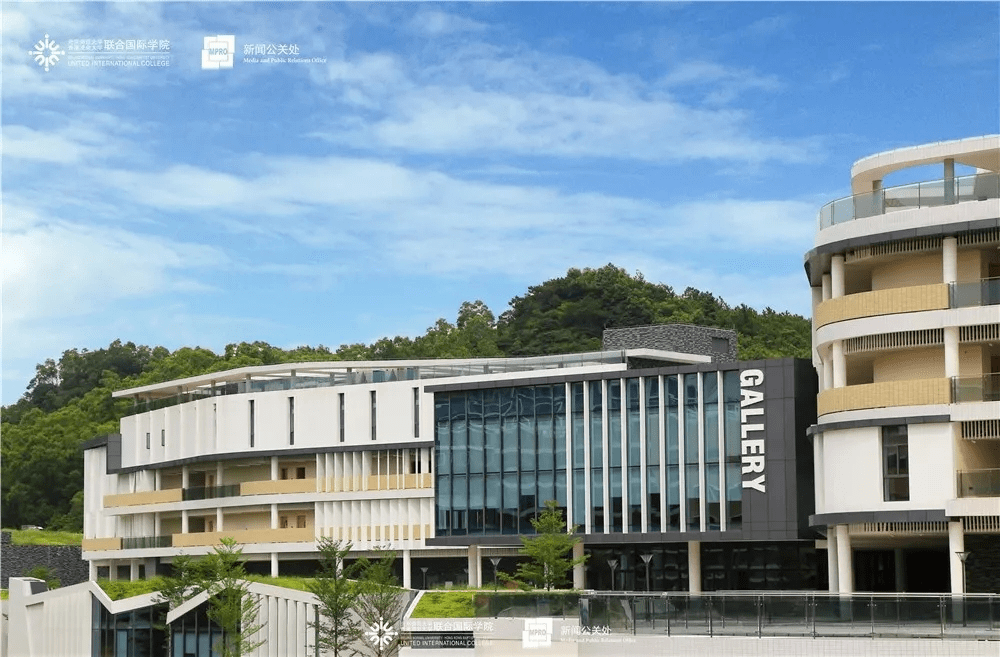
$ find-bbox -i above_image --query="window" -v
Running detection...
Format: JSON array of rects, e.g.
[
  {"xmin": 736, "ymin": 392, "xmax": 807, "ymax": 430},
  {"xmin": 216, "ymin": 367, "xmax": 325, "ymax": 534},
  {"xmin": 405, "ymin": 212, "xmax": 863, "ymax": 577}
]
[
  {"xmin": 883, "ymin": 425, "xmax": 909, "ymax": 501},
  {"xmin": 288, "ymin": 397, "xmax": 295, "ymax": 445},
  {"xmin": 161, "ymin": 429, "xmax": 165, "ymax": 447},
  {"xmin": 296, "ymin": 515, "xmax": 306, "ymax": 528},
  {"xmin": 371, "ymin": 390, "xmax": 377, "ymax": 441},
  {"xmin": 414, "ymin": 387, "xmax": 420, "ymax": 437},
  {"xmin": 281, "ymin": 468, "xmax": 288, "ymax": 480},
  {"xmin": 339, "ymin": 393, "xmax": 345, "ymax": 443},
  {"xmin": 146, "ymin": 432, "xmax": 150, "ymax": 450},
  {"xmin": 280, "ymin": 515, "xmax": 289, "ymax": 529},
  {"xmin": 249, "ymin": 400, "xmax": 256, "ymax": 447},
  {"xmin": 296, "ymin": 466, "xmax": 306, "ymax": 479}
]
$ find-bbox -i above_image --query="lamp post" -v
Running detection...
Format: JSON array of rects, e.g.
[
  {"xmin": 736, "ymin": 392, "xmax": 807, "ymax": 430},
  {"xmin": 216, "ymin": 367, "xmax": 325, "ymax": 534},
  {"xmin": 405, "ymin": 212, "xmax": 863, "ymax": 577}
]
[
  {"xmin": 420, "ymin": 566, "xmax": 429, "ymax": 590},
  {"xmin": 490, "ymin": 557, "xmax": 502, "ymax": 592},
  {"xmin": 640, "ymin": 553, "xmax": 654, "ymax": 592},
  {"xmin": 607, "ymin": 559, "xmax": 618, "ymax": 592},
  {"xmin": 956, "ymin": 551, "xmax": 970, "ymax": 627}
]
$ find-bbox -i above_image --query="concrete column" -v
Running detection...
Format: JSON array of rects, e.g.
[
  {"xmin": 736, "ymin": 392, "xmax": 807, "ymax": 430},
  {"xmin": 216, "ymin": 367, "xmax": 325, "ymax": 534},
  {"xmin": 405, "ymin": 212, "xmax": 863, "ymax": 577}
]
[
  {"xmin": 467, "ymin": 545, "xmax": 480, "ymax": 588},
  {"xmin": 836, "ymin": 525, "xmax": 853, "ymax": 594},
  {"xmin": 821, "ymin": 274, "xmax": 832, "ymax": 302},
  {"xmin": 271, "ymin": 504, "xmax": 279, "ymax": 530},
  {"xmin": 831, "ymin": 255, "xmax": 845, "ymax": 299},
  {"xmin": 823, "ymin": 351, "xmax": 834, "ymax": 391},
  {"xmin": 130, "ymin": 560, "xmax": 139, "ymax": 581},
  {"xmin": 216, "ymin": 507, "xmax": 224, "ymax": 532},
  {"xmin": 154, "ymin": 470, "xmax": 162, "ymax": 491},
  {"xmin": 216, "ymin": 462, "xmax": 224, "ymax": 487},
  {"xmin": 944, "ymin": 158, "xmax": 955, "ymax": 204},
  {"xmin": 948, "ymin": 520, "xmax": 966, "ymax": 594},
  {"xmin": 181, "ymin": 466, "xmax": 189, "ymax": 489},
  {"xmin": 573, "ymin": 543, "xmax": 586, "ymax": 589},
  {"xmin": 89, "ymin": 560, "xmax": 98, "ymax": 581},
  {"xmin": 181, "ymin": 509, "xmax": 189, "ymax": 534},
  {"xmin": 814, "ymin": 434, "xmax": 825, "ymax": 512},
  {"xmin": 943, "ymin": 237, "xmax": 958, "ymax": 284},
  {"xmin": 894, "ymin": 548, "xmax": 906, "ymax": 592},
  {"xmin": 687, "ymin": 541, "xmax": 701, "ymax": 594},
  {"xmin": 945, "ymin": 326, "xmax": 960, "ymax": 380},
  {"xmin": 154, "ymin": 512, "xmax": 161, "ymax": 536},
  {"xmin": 827, "ymin": 527, "xmax": 839, "ymax": 593},
  {"xmin": 872, "ymin": 179, "xmax": 884, "ymax": 215},
  {"xmin": 832, "ymin": 341, "xmax": 846, "ymax": 389},
  {"xmin": 271, "ymin": 553, "xmax": 279, "ymax": 578},
  {"xmin": 402, "ymin": 549, "xmax": 412, "ymax": 589},
  {"xmin": 271, "ymin": 456, "xmax": 280, "ymax": 481}
]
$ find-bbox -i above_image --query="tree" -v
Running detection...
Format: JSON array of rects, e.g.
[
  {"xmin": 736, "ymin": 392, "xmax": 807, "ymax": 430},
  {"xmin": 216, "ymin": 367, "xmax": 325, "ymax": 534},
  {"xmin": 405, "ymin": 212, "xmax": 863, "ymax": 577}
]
[
  {"xmin": 202, "ymin": 539, "xmax": 265, "ymax": 657},
  {"xmin": 155, "ymin": 541, "xmax": 265, "ymax": 657},
  {"xmin": 353, "ymin": 550, "xmax": 407, "ymax": 657},
  {"xmin": 308, "ymin": 538, "xmax": 363, "ymax": 657},
  {"xmin": 25, "ymin": 565, "xmax": 60, "ymax": 589},
  {"xmin": 509, "ymin": 500, "xmax": 587, "ymax": 591}
]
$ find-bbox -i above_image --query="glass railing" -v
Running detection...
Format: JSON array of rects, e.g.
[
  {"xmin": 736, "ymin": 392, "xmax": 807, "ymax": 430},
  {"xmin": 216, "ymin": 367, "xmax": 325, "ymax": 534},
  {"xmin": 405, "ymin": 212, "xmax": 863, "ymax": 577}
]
[
  {"xmin": 818, "ymin": 172, "xmax": 1000, "ymax": 230},
  {"xmin": 958, "ymin": 469, "xmax": 1000, "ymax": 498},
  {"xmin": 121, "ymin": 535, "xmax": 173, "ymax": 549},
  {"xmin": 952, "ymin": 373, "xmax": 1000, "ymax": 403},
  {"xmin": 575, "ymin": 592, "xmax": 999, "ymax": 640},
  {"xmin": 181, "ymin": 484, "xmax": 241, "ymax": 501},
  {"xmin": 951, "ymin": 278, "xmax": 1000, "ymax": 308}
]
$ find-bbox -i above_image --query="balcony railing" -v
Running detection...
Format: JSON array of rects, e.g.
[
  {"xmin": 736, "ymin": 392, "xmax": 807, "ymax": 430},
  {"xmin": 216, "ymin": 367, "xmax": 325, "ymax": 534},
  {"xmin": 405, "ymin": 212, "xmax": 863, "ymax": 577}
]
[
  {"xmin": 952, "ymin": 373, "xmax": 1000, "ymax": 403},
  {"xmin": 957, "ymin": 469, "xmax": 1000, "ymax": 498},
  {"xmin": 182, "ymin": 484, "xmax": 241, "ymax": 501},
  {"xmin": 950, "ymin": 277, "xmax": 1000, "ymax": 308},
  {"xmin": 818, "ymin": 172, "xmax": 1000, "ymax": 230},
  {"xmin": 122, "ymin": 535, "xmax": 173, "ymax": 549}
]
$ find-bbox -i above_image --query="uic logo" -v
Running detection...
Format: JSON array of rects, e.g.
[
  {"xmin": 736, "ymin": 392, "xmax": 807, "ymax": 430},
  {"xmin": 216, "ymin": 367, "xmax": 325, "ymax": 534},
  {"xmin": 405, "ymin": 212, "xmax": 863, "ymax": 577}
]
[
  {"xmin": 365, "ymin": 618, "xmax": 397, "ymax": 649},
  {"xmin": 29, "ymin": 34, "xmax": 66, "ymax": 72}
]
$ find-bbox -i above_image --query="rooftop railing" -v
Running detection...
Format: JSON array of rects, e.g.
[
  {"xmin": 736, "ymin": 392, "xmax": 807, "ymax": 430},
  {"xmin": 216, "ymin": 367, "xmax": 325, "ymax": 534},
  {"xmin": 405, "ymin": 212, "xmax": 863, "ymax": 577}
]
[
  {"xmin": 818, "ymin": 172, "xmax": 999, "ymax": 230},
  {"xmin": 120, "ymin": 352, "xmax": 631, "ymax": 417},
  {"xmin": 957, "ymin": 469, "xmax": 1000, "ymax": 498}
]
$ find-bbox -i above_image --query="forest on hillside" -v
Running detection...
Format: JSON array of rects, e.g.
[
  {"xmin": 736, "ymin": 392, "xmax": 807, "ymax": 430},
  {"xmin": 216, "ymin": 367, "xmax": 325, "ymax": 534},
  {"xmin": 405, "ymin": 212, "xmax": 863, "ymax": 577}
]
[{"xmin": 0, "ymin": 264, "xmax": 811, "ymax": 530}]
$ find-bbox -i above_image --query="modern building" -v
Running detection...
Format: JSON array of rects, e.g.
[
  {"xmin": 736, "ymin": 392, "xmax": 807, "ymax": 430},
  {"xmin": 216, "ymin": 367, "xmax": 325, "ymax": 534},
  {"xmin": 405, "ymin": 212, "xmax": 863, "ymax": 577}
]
[
  {"xmin": 804, "ymin": 135, "xmax": 1000, "ymax": 594},
  {"xmin": 81, "ymin": 324, "xmax": 822, "ymax": 593}
]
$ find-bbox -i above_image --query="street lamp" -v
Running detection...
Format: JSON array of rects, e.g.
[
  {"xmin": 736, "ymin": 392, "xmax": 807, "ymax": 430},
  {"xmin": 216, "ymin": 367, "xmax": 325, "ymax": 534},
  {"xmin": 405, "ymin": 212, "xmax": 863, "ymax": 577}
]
[
  {"xmin": 490, "ymin": 557, "xmax": 502, "ymax": 592},
  {"xmin": 607, "ymin": 559, "xmax": 618, "ymax": 592},
  {"xmin": 420, "ymin": 566, "xmax": 429, "ymax": 590},
  {"xmin": 956, "ymin": 551, "xmax": 971, "ymax": 627},
  {"xmin": 640, "ymin": 553, "xmax": 654, "ymax": 592},
  {"xmin": 640, "ymin": 553, "xmax": 654, "ymax": 624}
]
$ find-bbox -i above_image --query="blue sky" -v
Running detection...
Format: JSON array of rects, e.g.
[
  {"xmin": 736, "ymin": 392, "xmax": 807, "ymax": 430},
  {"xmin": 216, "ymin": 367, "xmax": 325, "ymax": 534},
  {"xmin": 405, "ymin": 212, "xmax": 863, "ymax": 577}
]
[{"xmin": 3, "ymin": 2, "xmax": 998, "ymax": 405}]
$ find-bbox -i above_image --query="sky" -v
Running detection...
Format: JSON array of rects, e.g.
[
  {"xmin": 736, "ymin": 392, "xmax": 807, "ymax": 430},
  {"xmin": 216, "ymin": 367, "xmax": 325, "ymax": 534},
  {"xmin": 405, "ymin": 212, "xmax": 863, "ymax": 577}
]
[{"xmin": 2, "ymin": 1, "xmax": 998, "ymax": 405}]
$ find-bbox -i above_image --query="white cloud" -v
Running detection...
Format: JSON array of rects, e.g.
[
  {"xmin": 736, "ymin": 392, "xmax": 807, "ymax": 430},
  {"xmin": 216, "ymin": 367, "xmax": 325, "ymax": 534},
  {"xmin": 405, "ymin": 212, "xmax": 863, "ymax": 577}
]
[
  {"xmin": 408, "ymin": 9, "xmax": 487, "ymax": 37},
  {"xmin": 311, "ymin": 42, "xmax": 816, "ymax": 164},
  {"xmin": 1, "ymin": 204, "xmax": 225, "ymax": 325}
]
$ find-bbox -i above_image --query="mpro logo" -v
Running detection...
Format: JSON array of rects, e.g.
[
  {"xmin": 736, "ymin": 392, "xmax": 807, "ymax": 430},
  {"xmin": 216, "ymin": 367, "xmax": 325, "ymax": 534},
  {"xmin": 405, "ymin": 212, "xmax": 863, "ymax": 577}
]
[
  {"xmin": 201, "ymin": 35, "xmax": 234, "ymax": 69},
  {"xmin": 522, "ymin": 618, "xmax": 552, "ymax": 649}
]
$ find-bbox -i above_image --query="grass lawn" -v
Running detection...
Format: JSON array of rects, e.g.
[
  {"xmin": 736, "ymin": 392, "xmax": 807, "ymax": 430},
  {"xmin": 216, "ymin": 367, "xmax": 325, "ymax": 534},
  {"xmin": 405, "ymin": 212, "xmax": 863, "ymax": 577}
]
[
  {"xmin": 7, "ymin": 529, "xmax": 83, "ymax": 546},
  {"xmin": 97, "ymin": 575, "xmax": 318, "ymax": 601},
  {"xmin": 1, "ymin": 589, "xmax": 8, "ymax": 600},
  {"xmin": 410, "ymin": 591, "xmax": 476, "ymax": 618}
]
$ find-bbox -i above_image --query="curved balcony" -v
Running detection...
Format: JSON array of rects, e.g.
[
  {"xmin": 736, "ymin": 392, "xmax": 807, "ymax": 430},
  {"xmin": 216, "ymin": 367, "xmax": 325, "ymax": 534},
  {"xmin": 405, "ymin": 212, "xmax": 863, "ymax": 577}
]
[
  {"xmin": 814, "ymin": 284, "xmax": 949, "ymax": 328},
  {"xmin": 818, "ymin": 172, "xmax": 999, "ymax": 230},
  {"xmin": 817, "ymin": 378, "xmax": 950, "ymax": 416}
]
